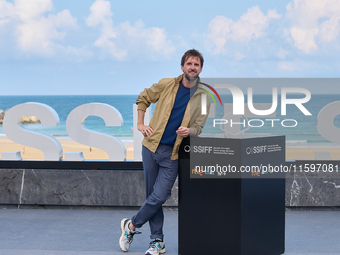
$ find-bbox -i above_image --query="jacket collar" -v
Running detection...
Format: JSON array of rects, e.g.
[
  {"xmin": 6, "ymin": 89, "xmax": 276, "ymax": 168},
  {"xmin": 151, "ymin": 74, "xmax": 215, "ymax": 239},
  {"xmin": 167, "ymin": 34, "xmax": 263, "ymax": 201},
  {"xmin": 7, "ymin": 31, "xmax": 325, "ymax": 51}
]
[{"xmin": 176, "ymin": 74, "xmax": 204, "ymax": 94}]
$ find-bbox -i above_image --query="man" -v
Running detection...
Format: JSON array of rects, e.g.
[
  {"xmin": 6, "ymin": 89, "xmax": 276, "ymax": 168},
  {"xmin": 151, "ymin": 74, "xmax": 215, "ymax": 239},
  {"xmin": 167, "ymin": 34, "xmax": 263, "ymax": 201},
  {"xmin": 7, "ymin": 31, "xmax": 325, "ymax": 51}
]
[{"xmin": 119, "ymin": 49, "xmax": 210, "ymax": 255}]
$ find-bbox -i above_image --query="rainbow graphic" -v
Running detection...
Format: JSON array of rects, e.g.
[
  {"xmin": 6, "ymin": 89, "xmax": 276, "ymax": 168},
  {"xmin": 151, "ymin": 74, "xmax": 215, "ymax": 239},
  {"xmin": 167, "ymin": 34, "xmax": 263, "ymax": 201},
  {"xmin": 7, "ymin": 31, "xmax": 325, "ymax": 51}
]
[{"xmin": 198, "ymin": 82, "xmax": 223, "ymax": 106}]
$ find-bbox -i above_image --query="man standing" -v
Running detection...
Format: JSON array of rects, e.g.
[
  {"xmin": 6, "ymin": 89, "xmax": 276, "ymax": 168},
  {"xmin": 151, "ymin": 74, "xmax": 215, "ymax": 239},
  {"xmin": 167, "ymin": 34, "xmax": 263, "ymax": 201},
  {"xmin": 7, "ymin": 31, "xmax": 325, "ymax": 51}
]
[{"xmin": 119, "ymin": 49, "xmax": 210, "ymax": 255}]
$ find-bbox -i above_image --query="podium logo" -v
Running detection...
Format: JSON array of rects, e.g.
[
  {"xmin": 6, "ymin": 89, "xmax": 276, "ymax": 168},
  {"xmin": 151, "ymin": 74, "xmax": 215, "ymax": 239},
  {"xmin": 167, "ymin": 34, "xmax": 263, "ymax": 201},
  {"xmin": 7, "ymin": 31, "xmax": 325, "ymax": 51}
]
[
  {"xmin": 246, "ymin": 146, "xmax": 267, "ymax": 154},
  {"xmin": 183, "ymin": 145, "xmax": 213, "ymax": 153}
]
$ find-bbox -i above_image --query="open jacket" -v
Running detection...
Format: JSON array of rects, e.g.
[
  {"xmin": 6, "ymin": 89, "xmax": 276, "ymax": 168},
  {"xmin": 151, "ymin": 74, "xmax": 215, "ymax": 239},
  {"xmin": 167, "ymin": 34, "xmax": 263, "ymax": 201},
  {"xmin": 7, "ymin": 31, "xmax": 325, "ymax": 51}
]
[{"xmin": 136, "ymin": 74, "xmax": 211, "ymax": 160}]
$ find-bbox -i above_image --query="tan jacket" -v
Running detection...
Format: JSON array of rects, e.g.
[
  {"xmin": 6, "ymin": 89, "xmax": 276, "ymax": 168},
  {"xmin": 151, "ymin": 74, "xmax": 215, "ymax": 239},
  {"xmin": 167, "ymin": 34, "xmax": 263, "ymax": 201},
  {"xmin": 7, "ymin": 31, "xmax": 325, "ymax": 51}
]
[{"xmin": 136, "ymin": 74, "xmax": 211, "ymax": 160}]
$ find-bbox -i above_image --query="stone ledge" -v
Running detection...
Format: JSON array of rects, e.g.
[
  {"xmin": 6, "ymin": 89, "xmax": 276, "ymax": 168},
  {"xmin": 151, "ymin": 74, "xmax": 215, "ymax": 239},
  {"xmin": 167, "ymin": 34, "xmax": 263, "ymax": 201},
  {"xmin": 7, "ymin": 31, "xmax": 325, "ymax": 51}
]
[
  {"xmin": 1, "ymin": 168, "xmax": 340, "ymax": 207},
  {"xmin": 0, "ymin": 168, "xmax": 177, "ymax": 207}
]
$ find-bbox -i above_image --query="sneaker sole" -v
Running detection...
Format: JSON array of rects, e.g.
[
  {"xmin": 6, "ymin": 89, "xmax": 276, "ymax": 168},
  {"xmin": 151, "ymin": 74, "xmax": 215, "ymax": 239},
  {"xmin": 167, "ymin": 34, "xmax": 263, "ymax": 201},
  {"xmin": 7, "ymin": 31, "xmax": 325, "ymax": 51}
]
[
  {"xmin": 119, "ymin": 218, "xmax": 129, "ymax": 252},
  {"xmin": 145, "ymin": 247, "xmax": 166, "ymax": 255}
]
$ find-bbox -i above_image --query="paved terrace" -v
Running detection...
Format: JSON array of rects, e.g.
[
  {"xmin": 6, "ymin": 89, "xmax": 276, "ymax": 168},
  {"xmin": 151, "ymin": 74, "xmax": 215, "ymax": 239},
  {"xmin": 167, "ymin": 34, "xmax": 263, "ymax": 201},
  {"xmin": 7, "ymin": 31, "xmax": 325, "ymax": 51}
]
[{"xmin": 0, "ymin": 208, "xmax": 339, "ymax": 255}]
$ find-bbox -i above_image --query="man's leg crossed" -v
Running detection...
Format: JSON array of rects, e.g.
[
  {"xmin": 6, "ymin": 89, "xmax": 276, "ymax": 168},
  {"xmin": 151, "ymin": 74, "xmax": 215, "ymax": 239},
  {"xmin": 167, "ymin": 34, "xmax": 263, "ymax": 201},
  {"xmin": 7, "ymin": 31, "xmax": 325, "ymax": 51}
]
[
  {"xmin": 119, "ymin": 144, "xmax": 177, "ymax": 252},
  {"xmin": 131, "ymin": 144, "xmax": 178, "ymax": 236}
]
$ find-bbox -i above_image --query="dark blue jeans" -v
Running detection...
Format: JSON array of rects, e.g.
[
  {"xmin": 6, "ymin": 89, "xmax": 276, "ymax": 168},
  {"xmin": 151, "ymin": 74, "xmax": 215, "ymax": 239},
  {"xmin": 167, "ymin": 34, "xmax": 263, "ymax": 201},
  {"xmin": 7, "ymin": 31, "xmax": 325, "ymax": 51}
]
[{"xmin": 131, "ymin": 144, "xmax": 178, "ymax": 239}]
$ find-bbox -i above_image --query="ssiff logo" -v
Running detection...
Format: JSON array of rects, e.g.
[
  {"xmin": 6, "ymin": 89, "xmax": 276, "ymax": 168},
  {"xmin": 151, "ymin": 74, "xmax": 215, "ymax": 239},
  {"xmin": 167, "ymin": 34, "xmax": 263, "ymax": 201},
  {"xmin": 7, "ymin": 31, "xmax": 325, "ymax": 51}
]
[{"xmin": 246, "ymin": 146, "xmax": 267, "ymax": 154}]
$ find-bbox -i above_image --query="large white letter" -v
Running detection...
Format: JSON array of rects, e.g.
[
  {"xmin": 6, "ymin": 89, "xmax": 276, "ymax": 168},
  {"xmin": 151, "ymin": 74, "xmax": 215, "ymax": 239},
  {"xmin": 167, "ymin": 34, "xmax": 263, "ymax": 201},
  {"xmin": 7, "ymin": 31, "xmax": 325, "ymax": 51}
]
[
  {"xmin": 248, "ymin": 87, "xmax": 278, "ymax": 116},
  {"xmin": 317, "ymin": 101, "xmax": 340, "ymax": 144},
  {"xmin": 215, "ymin": 84, "xmax": 245, "ymax": 114},
  {"xmin": 3, "ymin": 103, "xmax": 62, "ymax": 161},
  {"xmin": 66, "ymin": 103, "xmax": 126, "ymax": 161},
  {"xmin": 281, "ymin": 88, "xmax": 311, "ymax": 115}
]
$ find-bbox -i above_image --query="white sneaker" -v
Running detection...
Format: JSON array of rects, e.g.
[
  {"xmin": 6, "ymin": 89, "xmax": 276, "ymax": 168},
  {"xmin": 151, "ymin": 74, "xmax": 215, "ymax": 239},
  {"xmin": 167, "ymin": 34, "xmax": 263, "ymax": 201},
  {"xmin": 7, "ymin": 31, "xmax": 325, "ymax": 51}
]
[
  {"xmin": 145, "ymin": 238, "xmax": 166, "ymax": 255},
  {"xmin": 119, "ymin": 218, "xmax": 141, "ymax": 252}
]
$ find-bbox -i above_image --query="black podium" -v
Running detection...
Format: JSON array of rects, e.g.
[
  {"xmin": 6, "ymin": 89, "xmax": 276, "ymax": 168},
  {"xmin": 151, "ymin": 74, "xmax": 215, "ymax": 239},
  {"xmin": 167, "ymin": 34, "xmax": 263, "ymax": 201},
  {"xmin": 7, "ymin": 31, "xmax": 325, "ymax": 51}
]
[{"xmin": 178, "ymin": 136, "xmax": 285, "ymax": 255}]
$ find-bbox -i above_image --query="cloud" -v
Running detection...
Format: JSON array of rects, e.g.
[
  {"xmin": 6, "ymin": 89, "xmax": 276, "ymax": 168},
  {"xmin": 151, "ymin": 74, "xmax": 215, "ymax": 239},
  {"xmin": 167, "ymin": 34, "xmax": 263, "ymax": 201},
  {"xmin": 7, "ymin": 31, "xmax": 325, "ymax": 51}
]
[
  {"xmin": 277, "ymin": 47, "xmax": 289, "ymax": 59},
  {"xmin": 234, "ymin": 52, "xmax": 246, "ymax": 60},
  {"xmin": 277, "ymin": 59, "xmax": 319, "ymax": 72},
  {"xmin": 86, "ymin": 0, "xmax": 124, "ymax": 60},
  {"xmin": 205, "ymin": 6, "xmax": 281, "ymax": 53},
  {"xmin": 0, "ymin": 0, "xmax": 14, "ymax": 25},
  {"xmin": 286, "ymin": 0, "xmax": 340, "ymax": 54},
  {"xmin": 86, "ymin": 0, "xmax": 112, "ymax": 27},
  {"xmin": 86, "ymin": 0, "xmax": 175, "ymax": 61},
  {"xmin": 290, "ymin": 27, "xmax": 318, "ymax": 54},
  {"xmin": 0, "ymin": 0, "xmax": 78, "ymax": 56}
]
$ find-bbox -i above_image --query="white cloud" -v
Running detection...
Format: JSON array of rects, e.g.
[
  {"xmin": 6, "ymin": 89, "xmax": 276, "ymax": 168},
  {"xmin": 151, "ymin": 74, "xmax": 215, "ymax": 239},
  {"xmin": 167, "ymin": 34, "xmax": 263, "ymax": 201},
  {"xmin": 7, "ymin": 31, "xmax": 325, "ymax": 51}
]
[
  {"xmin": 86, "ymin": 0, "xmax": 175, "ymax": 60},
  {"xmin": 267, "ymin": 10, "xmax": 282, "ymax": 19},
  {"xmin": 0, "ymin": 0, "xmax": 78, "ymax": 56},
  {"xmin": 277, "ymin": 48, "xmax": 289, "ymax": 59},
  {"xmin": 205, "ymin": 16, "xmax": 232, "ymax": 53},
  {"xmin": 286, "ymin": 0, "xmax": 340, "ymax": 54},
  {"xmin": 14, "ymin": 0, "xmax": 53, "ymax": 21},
  {"xmin": 119, "ymin": 20, "xmax": 174, "ymax": 55},
  {"xmin": 205, "ymin": 6, "xmax": 281, "ymax": 53},
  {"xmin": 0, "ymin": 0, "xmax": 14, "ymax": 25},
  {"xmin": 86, "ymin": 0, "xmax": 124, "ymax": 60},
  {"xmin": 277, "ymin": 61, "xmax": 296, "ymax": 71},
  {"xmin": 17, "ymin": 10, "xmax": 77, "ymax": 54},
  {"xmin": 318, "ymin": 16, "xmax": 340, "ymax": 42},
  {"xmin": 290, "ymin": 27, "xmax": 318, "ymax": 54},
  {"xmin": 277, "ymin": 59, "xmax": 318, "ymax": 71},
  {"xmin": 234, "ymin": 52, "xmax": 246, "ymax": 60},
  {"xmin": 86, "ymin": 0, "xmax": 112, "ymax": 27}
]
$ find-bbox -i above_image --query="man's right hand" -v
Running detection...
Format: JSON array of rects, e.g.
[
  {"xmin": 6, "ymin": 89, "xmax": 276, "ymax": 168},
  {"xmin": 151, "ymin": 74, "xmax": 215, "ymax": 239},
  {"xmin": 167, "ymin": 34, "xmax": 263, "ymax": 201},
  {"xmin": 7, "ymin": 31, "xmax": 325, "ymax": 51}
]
[{"xmin": 137, "ymin": 123, "xmax": 154, "ymax": 137}]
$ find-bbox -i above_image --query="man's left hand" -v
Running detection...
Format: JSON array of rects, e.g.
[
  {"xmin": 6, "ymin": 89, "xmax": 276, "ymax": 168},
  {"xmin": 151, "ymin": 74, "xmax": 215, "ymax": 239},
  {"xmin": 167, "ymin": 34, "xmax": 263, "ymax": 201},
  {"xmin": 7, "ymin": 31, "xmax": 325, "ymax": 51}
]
[{"xmin": 176, "ymin": 126, "xmax": 191, "ymax": 137}]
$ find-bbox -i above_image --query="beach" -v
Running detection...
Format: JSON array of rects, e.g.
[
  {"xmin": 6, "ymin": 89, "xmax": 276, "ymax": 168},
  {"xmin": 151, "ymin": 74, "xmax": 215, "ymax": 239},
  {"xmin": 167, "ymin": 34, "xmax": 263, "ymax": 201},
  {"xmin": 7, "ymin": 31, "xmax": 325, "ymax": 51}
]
[
  {"xmin": 0, "ymin": 138, "xmax": 134, "ymax": 160},
  {"xmin": 0, "ymin": 137, "xmax": 340, "ymax": 161}
]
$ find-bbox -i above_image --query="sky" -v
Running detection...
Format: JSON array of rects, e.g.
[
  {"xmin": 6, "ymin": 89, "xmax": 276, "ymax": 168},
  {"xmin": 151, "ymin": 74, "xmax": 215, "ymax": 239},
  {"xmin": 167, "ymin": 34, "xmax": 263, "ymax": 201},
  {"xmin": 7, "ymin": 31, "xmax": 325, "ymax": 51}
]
[{"xmin": 0, "ymin": 0, "xmax": 340, "ymax": 95}]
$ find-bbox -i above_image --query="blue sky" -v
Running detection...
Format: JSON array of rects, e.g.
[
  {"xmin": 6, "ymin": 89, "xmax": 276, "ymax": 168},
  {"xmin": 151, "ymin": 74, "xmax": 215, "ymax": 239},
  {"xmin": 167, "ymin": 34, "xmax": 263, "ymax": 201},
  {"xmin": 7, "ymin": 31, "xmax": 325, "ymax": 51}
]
[{"xmin": 0, "ymin": 0, "xmax": 340, "ymax": 95}]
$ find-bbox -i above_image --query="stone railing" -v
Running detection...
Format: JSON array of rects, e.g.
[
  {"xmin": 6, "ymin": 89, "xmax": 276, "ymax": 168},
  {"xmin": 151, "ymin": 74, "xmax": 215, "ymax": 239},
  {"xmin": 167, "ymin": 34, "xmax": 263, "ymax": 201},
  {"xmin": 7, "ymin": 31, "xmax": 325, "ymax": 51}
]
[{"xmin": 0, "ymin": 161, "xmax": 340, "ymax": 208}]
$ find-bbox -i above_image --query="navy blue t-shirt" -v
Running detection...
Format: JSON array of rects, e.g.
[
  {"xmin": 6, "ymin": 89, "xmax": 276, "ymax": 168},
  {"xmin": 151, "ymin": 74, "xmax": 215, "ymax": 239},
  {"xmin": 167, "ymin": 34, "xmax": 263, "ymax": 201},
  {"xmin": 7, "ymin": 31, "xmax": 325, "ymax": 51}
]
[{"xmin": 160, "ymin": 81, "xmax": 197, "ymax": 145}]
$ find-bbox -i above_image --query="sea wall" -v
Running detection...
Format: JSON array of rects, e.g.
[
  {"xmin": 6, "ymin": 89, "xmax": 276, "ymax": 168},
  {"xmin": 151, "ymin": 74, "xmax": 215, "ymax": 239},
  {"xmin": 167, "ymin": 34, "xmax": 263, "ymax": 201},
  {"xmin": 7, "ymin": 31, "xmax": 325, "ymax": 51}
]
[
  {"xmin": 0, "ymin": 168, "xmax": 177, "ymax": 207},
  {"xmin": 1, "ymin": 166, "xmax": 340, "ymax": 208}
]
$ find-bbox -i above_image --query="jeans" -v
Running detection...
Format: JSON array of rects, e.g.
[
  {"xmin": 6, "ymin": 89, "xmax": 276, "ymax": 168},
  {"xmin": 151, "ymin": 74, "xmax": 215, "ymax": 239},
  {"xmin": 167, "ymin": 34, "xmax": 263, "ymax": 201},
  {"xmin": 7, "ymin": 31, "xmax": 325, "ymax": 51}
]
[{"xmin": 131, "ymin": 144, "xmax": 178, "ymax": 239}]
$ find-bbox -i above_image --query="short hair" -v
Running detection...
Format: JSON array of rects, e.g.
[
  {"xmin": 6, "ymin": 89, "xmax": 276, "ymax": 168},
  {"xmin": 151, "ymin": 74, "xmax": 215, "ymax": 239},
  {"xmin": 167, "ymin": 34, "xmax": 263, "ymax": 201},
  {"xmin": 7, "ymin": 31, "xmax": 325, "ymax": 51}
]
[{"xmin": 181, "ymin": 49, "xmax": 204, "ymax": 68}]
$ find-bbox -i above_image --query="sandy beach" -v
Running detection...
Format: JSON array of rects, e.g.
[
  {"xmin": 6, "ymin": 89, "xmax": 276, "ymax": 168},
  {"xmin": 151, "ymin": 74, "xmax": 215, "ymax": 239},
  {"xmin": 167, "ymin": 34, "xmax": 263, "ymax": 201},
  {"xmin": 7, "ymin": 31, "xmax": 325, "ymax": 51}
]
[
  {"xmin": 0, "ymin": 137, "xmax": 340, "ymax": 161},
  {"xmin": 0, "ymin": 138, "xmax": 134, "ymax": 160}
]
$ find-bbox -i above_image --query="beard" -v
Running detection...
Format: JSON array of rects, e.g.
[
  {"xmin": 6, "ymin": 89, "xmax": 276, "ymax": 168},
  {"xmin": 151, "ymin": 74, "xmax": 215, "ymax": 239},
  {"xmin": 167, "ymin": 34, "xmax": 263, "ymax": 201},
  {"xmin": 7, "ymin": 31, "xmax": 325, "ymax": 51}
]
[{"xmin": 184, "ymin": 70, "xmax": 199, "ymax": 81}]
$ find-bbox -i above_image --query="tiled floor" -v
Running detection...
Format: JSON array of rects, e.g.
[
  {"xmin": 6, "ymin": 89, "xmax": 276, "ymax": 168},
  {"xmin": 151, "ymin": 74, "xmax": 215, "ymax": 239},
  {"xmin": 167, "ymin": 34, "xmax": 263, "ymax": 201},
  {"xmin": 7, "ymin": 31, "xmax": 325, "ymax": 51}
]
[{"xmin": 0, "ymin": 209, "xmax": 339, "ymax": 254}]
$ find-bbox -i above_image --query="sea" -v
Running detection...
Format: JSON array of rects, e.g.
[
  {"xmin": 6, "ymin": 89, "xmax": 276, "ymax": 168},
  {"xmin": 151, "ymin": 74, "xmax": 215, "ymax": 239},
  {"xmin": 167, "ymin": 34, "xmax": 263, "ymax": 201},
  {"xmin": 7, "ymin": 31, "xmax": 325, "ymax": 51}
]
[{"xmin": 0, "ymin": 94, "xmax": 339, "ymax": 147}]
